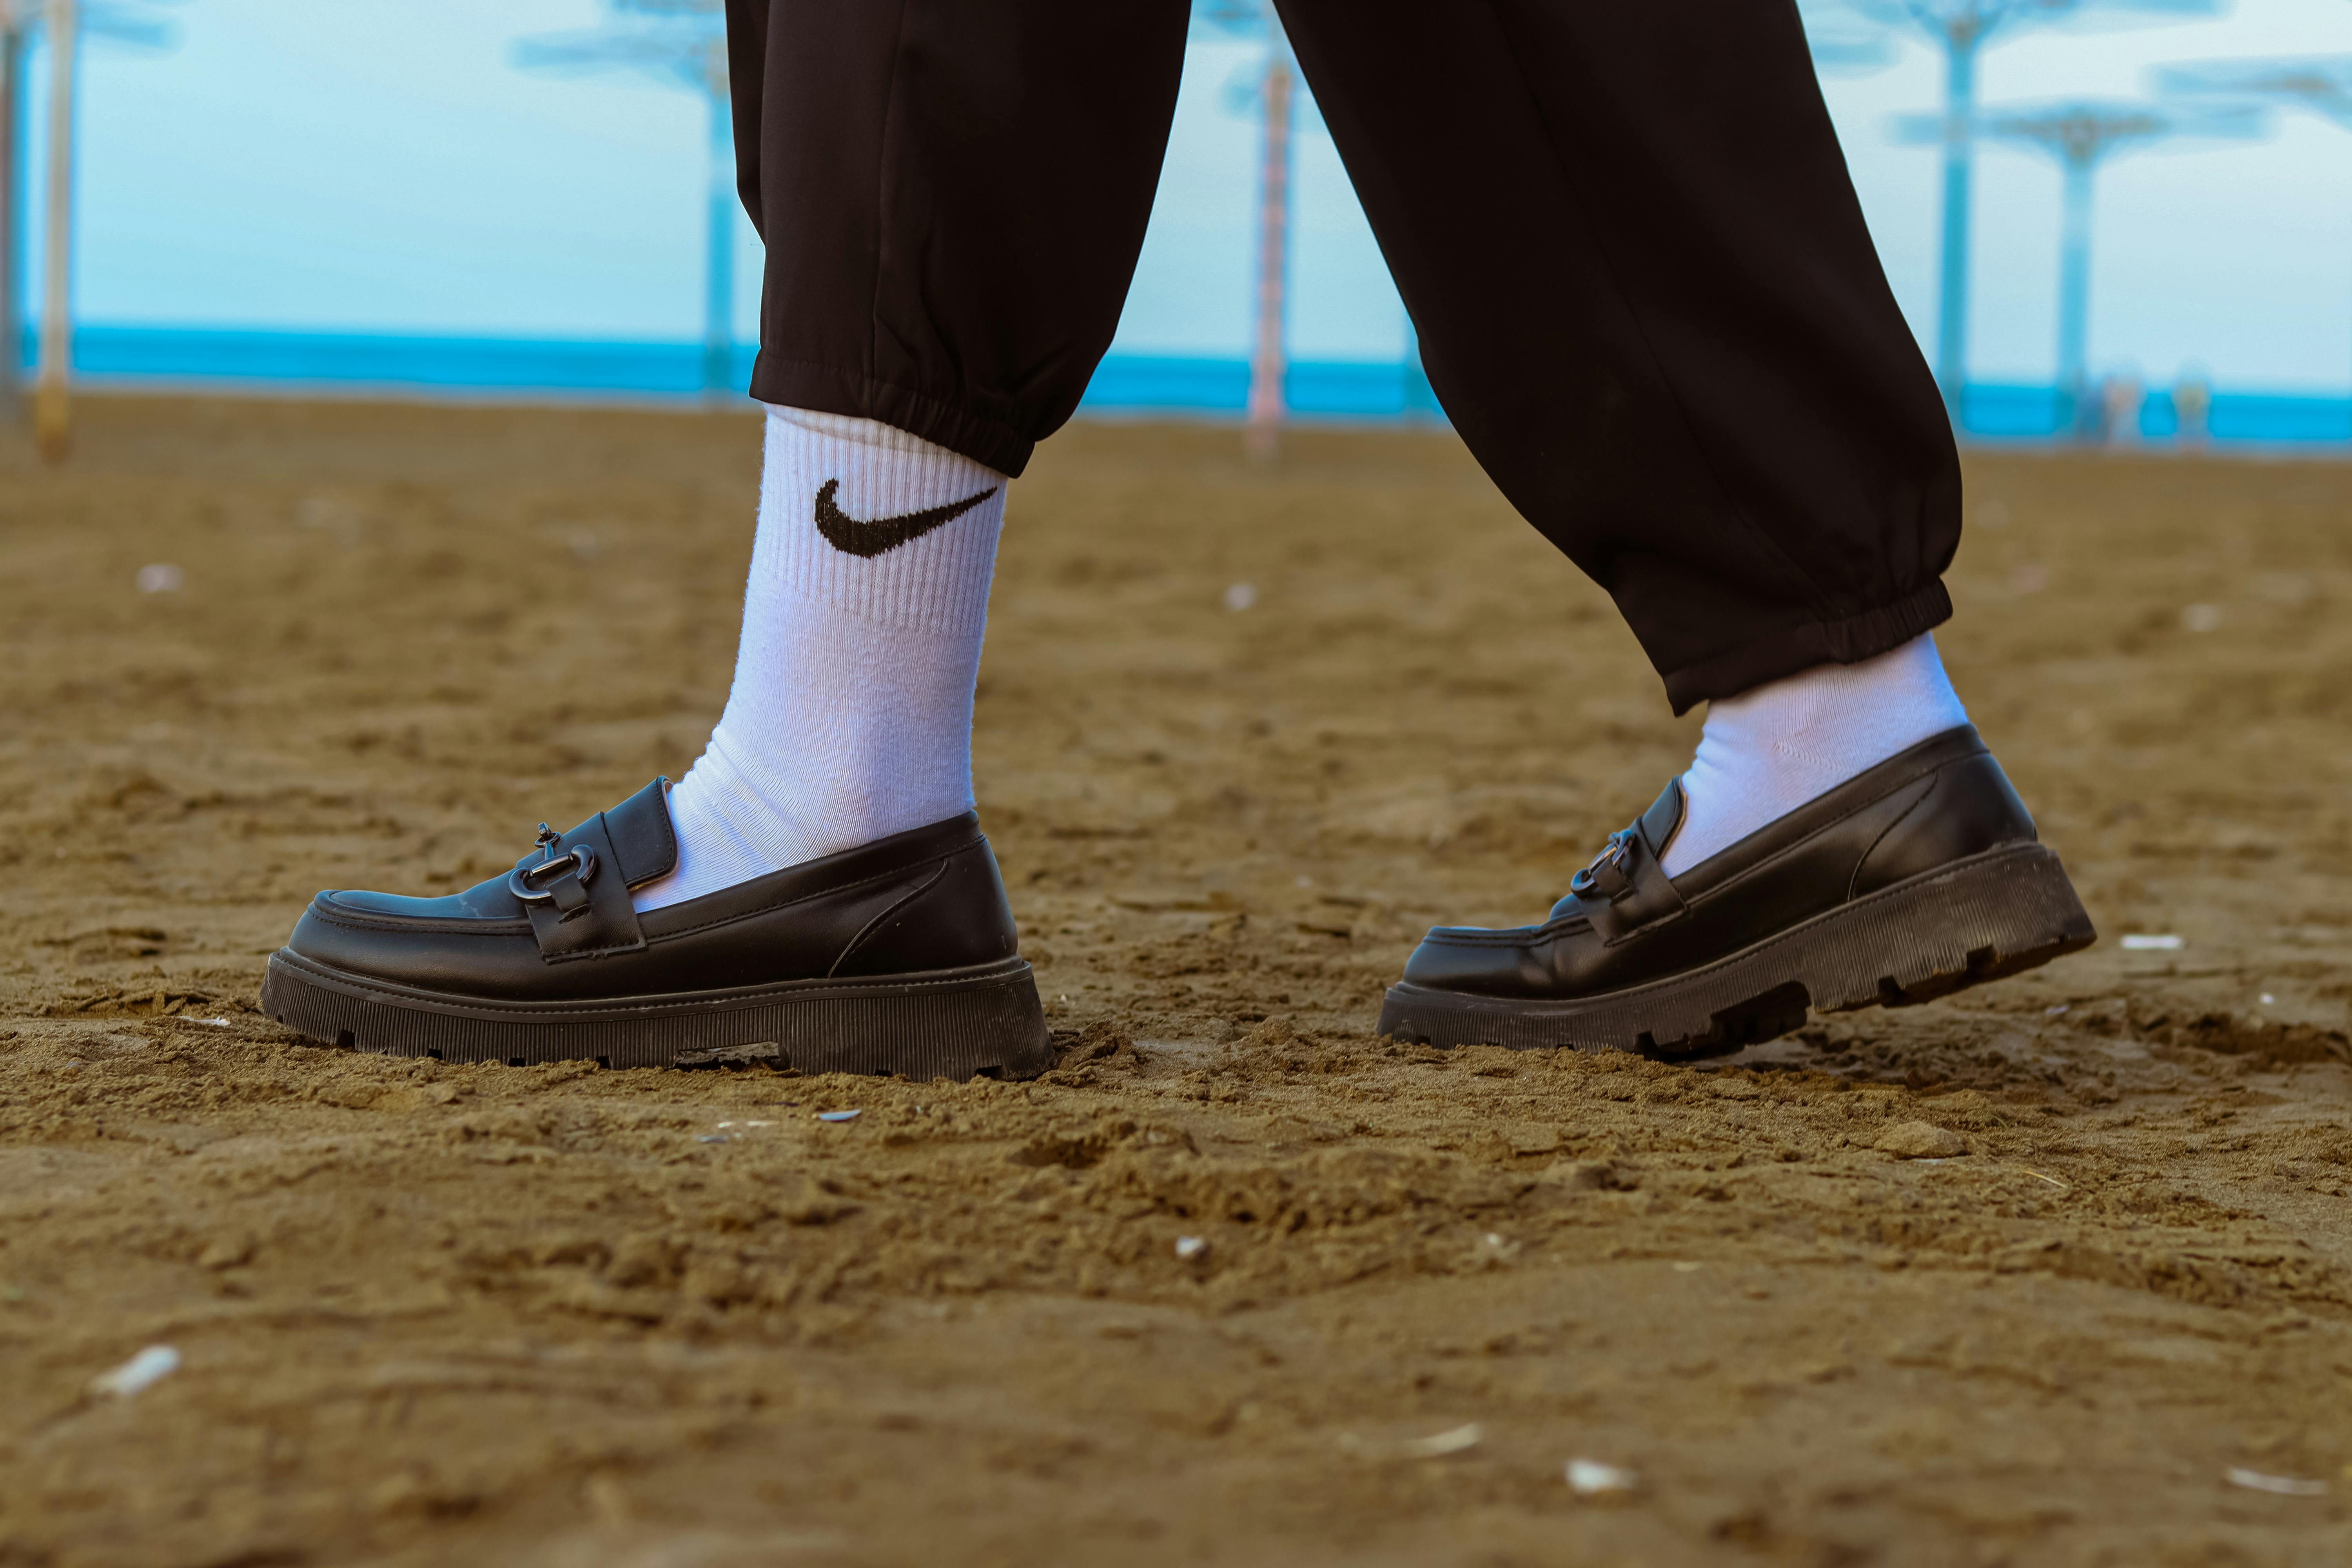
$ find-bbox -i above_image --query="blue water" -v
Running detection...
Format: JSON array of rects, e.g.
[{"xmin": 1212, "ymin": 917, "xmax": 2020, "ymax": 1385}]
[{"xmin": 22, "ymin": 326, "xmax": 2350, "ymax": 445}]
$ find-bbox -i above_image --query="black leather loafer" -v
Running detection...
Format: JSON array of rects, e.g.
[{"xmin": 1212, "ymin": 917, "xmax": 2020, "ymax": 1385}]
[
  {"xmin": 1378, "ymin": 727, "xmax": 2095, "ymax": 1058},
  {"xmin": 259, "ymin": 780, "xmax": 1051, "ymax": 1078}
]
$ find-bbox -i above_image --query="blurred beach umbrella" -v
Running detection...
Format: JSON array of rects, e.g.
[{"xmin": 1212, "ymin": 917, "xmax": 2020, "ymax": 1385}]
[
  {"xmin": 2156, "ymin": 54, "xmax": 2352, "ymax": 127},
  {"xmin": 514, "ymin": 0, "xmax": 736, "ymax": 399},
  {"xmin": 1896, "ymin": 97, "xmax": 2263, "ymax": 437},
  {"xmin": 0, "ymin": 0, "xmax": 173, "ymax": 445},
  {"xmin": 2157, "ymin": 56, "xmax": 2352, "ymax": 412},
  {"xmin": 1195, "ymin": 0, "xmax": 1309, "ymax": 457},
  {"xmin": 1822, "ymin": 0, "xmax": 2219, "ymax": 419},
  {"xmin": 1798, "ymin": 4, "xmax": 1902, "ymax": 73}
]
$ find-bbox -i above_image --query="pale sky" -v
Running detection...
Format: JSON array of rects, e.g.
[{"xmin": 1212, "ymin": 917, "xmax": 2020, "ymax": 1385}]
[{"xmin": 20, "ymin": 0, "xmax": 2352, "ymax": 393}]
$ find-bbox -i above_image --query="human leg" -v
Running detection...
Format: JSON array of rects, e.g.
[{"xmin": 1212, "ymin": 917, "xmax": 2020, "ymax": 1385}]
[
  {"xmin": 260, "ymin": 0, "xmax": 1192, "ymax": 1074},
  {"xmin": 1277, "ymin": 0, "xmax": 1958, "ymax": 708},
  {"xmin": 1269, "ymin": 0, "xmax": 2091, "ymax": 1049},
  {"xmin": 628, "ymin": 407, "xmax": 1009, "ymax": 912},
  {"xmin": 727, "ymin": 0, "xmax": 1191, "ymax": 477}
]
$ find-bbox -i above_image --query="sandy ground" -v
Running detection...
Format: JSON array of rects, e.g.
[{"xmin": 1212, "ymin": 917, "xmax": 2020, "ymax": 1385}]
[{"xmin": 2, "ymin": 396, "xmax": 2350, "ymax": 1567}]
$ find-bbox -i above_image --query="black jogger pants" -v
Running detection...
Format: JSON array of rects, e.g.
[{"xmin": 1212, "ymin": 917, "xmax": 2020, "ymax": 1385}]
[{"xmin": 722, "ymin": 0, "xmax": 1961, "ymax": 711}]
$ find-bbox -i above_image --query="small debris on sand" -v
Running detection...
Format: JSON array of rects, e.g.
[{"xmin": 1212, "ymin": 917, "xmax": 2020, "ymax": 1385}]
[
  {"xmin": 91, "ymin": 1345, "xmax": 180, "ymax": 1399},
  {"xmin": 1566, "ymin": 1459, "xmax": 1639, "ymax": 1497},
  {"xmin": 1341, "ymin": 1423, "xmax": 1482, "ymax": 1461},
  {"xmin": 1875, "ymin": 1122, "xmax": 1967, "ymax": 1159},
  {"xmin": 2225, "ymin": 1469, "xmax": 2327, "ymax": 1497}
]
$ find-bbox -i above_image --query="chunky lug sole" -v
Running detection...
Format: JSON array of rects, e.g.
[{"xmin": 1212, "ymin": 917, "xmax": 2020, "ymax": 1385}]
[
  {"xmin": 260, "ymin": 949, "xmax": 1054, "ymax": 1080},
  {"xmin": 1378, "ymin": 842, "xmax": 2095, "ymax": 1060}
]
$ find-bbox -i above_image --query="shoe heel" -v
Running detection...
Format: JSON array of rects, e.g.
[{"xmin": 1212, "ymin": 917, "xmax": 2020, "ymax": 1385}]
[
  {"xmin": 757, "ymin": 965, "xmax": 1054, "ymax": 1080},
  {"xmin": 1809, "ymin": 841, "xmax": 2096, "ymax": 1013}
]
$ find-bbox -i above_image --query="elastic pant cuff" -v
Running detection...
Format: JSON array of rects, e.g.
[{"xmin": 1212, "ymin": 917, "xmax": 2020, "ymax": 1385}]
[
  {"xmin": 1659, "ymin": 579, "xmax": 1954, "ymax": 715},
  {"xmin": 750, "ymin": 354, "xmax": 1035, "ymax": 479}
]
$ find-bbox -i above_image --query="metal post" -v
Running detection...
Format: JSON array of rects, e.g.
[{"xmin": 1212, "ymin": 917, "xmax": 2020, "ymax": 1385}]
[
  {"xmin": 1243, "ymin": 44, "xmax": 1290, "ymax": 462},
  {"xmin": 701, "ymin": 73, "xmax": 733, "ymax": 399},
  {"xmin": 1933, "ymin": 28, "xmax": 1978, "ymax": 423},
  {"xmin": 0, "ymin": 7, "xmax": 23, "ymax": 425},
  {"xmin": 2055, "ymin": 154, "xmax": 2094, "ymax": 440},
  {"xmin": 33, "ymin": 0, "xmax": 71, "ymax": 462}
]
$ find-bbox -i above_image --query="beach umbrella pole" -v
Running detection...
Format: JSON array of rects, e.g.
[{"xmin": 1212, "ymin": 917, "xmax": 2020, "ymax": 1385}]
[
  {"xmin": 33, "ymin": 0, "xmax": 71, "ymax": 462},
  {"xmin": 0, "ymin": 11, "xmax": 22, "ymax": 426},
  {"xmin": 1933, "ymin": 30, "xmax": 1978, "ymax": 423},
  {"xmin": 701, "ymin": 73, "xmax": 731, "ymax": 399},
  {"xmin": 1243, "ymin": 44, "xmax": 1290, "ymax": 461}
]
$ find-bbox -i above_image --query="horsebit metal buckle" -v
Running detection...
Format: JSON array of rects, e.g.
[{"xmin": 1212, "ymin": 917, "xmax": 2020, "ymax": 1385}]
[
  {"xmin": 508, "ymin": 822, "xmax": 597, "ymax": 913},
  {"xmin": 1567, "ymin": 830, "xmax": 1636, "ymax": 902}
]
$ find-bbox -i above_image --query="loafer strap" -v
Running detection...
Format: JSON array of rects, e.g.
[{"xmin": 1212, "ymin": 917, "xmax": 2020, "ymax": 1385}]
[
  {"xmin": 1573, "ymin": 779, "xmax": 1689, "ymax": 945},
  {"xmin": 510, "ymin": 778, "xmax": 675, "ymax": 962}
]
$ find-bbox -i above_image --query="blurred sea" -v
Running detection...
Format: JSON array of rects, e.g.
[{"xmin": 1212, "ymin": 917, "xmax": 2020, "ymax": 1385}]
[{"xmin": 26, "ymin": 327, "xmax": 2352, "ymax": 445}]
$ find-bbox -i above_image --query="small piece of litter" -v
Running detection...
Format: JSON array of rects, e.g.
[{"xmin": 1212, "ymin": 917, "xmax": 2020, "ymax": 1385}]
[
  {"xmin": 1398, "ymin": 1423, "xmax": 1482, "ymax": 1459},
  {"xmin": 1174, "ymin": 1236, "xmax": 1208, "ymax": 1260},
  {"xmin": 817, "ymin": 1110, "xmax": 861, "ymax": 1123},
  {"xmin": 1670, "ymin": 1261, "xmax": 1704, "ymax": 1274},
  {"xmin": 2225, "ymin": 1468, "xmax": 2327, "ymax": 1497},
  {"xmin": 91, "ymin": 1345, "xmax": 180, "ymax": 1399},
  {"xmin": 2260, "ymin": 994, "xmax": 2277, "ymax": 1005},
  {"xmin": 697, "ymin": 1134, "xmax": 730, "ymax": 1144},
  {"xmin": 2120, "ymin": 934, "xmax": 2183, "ymax": 951},
  {"xmin": 746, "ymin": 1120, "xmax": 772, "ymax": 1128},
  {"xmin": 1223, "ymin": 581, "xmax": 1257, "ymax": 612},
  {"xmin": 135, "ymin": 563, "xmax": 185, "ymax": 594},
  {"xmin": 1338, "ymin": 1423, "xmax": 1484, "ymax": 1461},
  {"xmin": 2044, "ymin": 1004, "xmax": 2070, "ymax": 1017},
  {"xmin": 2021, "ymin": 1170, "xmax": 2069, "ymax": 1190},
  {"xmin": 1566, "ymin": 1459, "xmax": 1639, "ymax": 1496},
  {"xmin": 716, "ymin": 1121, "xmax": 735, "ymax": 1129}
]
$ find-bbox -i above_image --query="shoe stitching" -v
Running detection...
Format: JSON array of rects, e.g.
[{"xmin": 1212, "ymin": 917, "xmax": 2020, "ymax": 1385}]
[
  {"xmin": 309, "ymin": 900, "xmax": 531, "ymax": 935},
  {"xmin": 827, "ymin": 860, "xmax": 949, "ymax": 978},
  {"xmin": 1847, "ymin": 773, "xmax": 1942, "ymax": 903}
]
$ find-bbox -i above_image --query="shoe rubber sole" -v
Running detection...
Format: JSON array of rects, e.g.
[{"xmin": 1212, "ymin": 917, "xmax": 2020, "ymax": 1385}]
[
  {"xmin": 1377, "ymin": 841, "xmax": 2095, "ymax": 1060},
  {"xmin": 259, "ymin": 949, "xmax": 1054, "ymax": 1080}
]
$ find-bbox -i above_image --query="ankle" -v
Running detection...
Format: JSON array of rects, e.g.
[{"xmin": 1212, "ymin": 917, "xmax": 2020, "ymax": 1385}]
[{"xmin": 1661, "ymin": 634, "xmax": 1969, "ymax": 875}]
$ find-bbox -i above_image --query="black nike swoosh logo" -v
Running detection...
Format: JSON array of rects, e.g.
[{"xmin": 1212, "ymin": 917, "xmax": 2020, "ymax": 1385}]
[{"xmin": 812, "ymin": 478, "xmax": 998, "ymax": 558}]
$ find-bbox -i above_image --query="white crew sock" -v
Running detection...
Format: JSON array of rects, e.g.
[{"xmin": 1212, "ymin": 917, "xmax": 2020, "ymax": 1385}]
[
  {"xmin": 631, "ymin": 405, "xmax": 1009, "ymax": 913},
  {"xmin": 1659, "ymin": 633, "xmax": 1971, "ymax": 877}
]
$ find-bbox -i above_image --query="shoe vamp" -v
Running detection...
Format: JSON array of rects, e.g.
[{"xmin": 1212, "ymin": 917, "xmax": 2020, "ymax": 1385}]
[
  {"xmin": 322, "ymin": 870, "xmax": 523, "ymax": 921},
  {"xmin": 1401, "ymin": 924, "xmax": 1581, "ymax": 998}
]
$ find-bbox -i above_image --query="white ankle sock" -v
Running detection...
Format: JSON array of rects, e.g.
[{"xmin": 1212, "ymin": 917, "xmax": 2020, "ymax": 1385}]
[
  {"xmin": 631, "ymin": 405, "xmax": 1009, "ymax": 913},
  {"xmin": 1659, "ymin": 633, "xmax": 1971, "ymax": 877}
]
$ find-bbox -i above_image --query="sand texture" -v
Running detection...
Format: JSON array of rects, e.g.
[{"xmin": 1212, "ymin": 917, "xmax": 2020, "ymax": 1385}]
[{"xmin": 3, "ymin": 398, "xmax": 2350, "ymax": 1566}]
